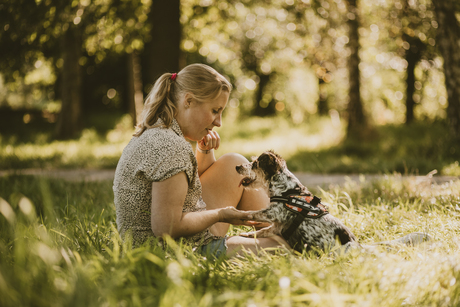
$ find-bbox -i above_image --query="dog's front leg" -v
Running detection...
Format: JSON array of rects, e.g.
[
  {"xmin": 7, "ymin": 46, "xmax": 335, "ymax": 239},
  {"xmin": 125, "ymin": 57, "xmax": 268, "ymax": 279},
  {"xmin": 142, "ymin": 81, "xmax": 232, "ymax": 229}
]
[
  {"xmin": 247, "ymin": 209, "xmax": 276, "ymax": 224},
  {"xmin": 240, "ymin": 224, "xmax": 276, "ymax": 238}
]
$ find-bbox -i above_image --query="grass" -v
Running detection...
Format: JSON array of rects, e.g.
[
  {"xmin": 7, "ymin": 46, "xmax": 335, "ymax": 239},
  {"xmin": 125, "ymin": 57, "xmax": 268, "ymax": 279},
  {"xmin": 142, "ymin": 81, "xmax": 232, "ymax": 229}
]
[
  {"xmin": 1, "ymin": 111, "xmax": 459, "ymax": 175},
  {"xmin": 0, "ymin": 174, "xmax": 459, "ymax": 306}
]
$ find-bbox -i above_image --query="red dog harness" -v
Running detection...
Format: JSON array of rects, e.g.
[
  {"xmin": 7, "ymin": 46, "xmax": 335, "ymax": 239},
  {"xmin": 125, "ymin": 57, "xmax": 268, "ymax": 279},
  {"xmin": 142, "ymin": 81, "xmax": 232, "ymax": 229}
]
[{"xmin": 270, "ymin": 189, "xmax": 329, "ymax": 240}]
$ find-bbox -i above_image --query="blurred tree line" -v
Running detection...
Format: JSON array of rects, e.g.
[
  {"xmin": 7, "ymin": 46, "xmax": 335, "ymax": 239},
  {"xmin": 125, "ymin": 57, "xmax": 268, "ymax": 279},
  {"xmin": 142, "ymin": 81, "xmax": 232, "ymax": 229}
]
[{"xmin": 0, "ymin": 0, "xmax": 459, "ymax": 141}]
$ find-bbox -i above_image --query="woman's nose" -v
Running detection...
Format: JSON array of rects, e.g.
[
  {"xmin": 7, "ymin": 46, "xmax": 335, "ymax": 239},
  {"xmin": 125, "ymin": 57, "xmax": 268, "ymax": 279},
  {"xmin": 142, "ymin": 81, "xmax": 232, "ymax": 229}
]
[{"xmin": 213, "ymin": 114, "xmax": 222, "ymax": 127}]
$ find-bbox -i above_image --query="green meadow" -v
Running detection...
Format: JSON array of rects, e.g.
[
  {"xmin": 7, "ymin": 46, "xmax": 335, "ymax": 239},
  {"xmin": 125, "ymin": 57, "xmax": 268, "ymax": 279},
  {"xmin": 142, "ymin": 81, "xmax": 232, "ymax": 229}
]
[
  {"xmin": 1, "ymin": 172, "xmax": 459, "ymax": 306},
  {"xmin": 1, "ymin": 115, "xmax": 460, "ymax": 306}
]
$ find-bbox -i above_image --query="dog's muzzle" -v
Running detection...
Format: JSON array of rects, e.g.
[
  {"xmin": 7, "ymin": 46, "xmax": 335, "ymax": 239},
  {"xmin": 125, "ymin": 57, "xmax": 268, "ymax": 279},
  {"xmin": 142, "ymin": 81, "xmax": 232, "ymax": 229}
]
[
  {"xmin": 236, "ymin": 165, "xmax": 256, "ymax": 187},
  {"xmin": 238, "ymin": 177, "xmax": 255, "ymax": 187}
]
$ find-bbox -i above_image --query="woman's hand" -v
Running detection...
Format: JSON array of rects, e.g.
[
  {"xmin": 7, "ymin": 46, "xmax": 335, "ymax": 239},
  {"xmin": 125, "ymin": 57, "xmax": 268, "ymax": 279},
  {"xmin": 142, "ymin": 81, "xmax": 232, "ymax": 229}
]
[
  {"xmin": 198, "ymin": 129, "xmax": 220, "ymax": 152},
  {"xmin": 217, "ymin": 207, "xmax": 262, "ymax": 226},
  {"xmin": 151, "ymin": 173, "xmax": 260, "ymax": 238}
]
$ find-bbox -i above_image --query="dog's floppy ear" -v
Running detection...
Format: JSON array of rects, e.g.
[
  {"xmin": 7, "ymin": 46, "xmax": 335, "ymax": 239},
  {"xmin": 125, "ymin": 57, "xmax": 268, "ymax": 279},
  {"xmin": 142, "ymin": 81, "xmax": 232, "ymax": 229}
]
[
  {"xmin": 257, "ymin": 151, "xmax": 283, "ymax": 180},
  {"xmin": 268, "ymin": 150, "xmax": 286, "ymax": 168}
]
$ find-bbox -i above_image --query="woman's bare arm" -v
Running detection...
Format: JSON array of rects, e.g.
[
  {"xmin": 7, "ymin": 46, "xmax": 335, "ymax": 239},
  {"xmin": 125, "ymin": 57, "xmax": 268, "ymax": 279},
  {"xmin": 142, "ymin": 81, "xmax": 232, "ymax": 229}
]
[
  {"xmin": 196, "ymin": 150, "xmax": 216, "ymax": 177},
  {"xmin": 196, "ymin": 130, "xmax": 220, "ymax": 176},
  {"xmin": 151, "ymin": 171, "xmax": 254, "ymax": 238}
]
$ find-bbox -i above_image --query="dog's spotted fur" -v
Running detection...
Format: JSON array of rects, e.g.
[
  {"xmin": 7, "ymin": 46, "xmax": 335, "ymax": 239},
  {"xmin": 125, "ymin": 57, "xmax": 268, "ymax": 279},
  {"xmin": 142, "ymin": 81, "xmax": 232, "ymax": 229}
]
[{"xmin": 236, "ymin": 150, "xmax": 357, "ymax": 253}]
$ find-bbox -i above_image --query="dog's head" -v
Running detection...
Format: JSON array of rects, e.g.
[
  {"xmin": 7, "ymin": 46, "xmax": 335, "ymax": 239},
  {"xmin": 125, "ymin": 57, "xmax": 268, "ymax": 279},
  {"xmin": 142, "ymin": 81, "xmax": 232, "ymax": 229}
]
[{"xmin": 236, "ymin": 150, "xmax": 286, "ymax": 188}]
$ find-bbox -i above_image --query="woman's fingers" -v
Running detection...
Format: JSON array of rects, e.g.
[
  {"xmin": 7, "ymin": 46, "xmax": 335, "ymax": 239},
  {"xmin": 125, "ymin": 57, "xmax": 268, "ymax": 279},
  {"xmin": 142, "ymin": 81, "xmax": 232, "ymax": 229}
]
[
  {"xmin": 206, "ymin": 130, "xmax": 220, "ymax": 149},
  {"xmin": 199, "ymin": 130, "xmax": 221, "ymax": 150},
  {"xmin": 219, "ymin": 207, "xmax": 271, "ymax": 226},
  {"xmin": 212, "ymin": 130, "xmax": 221, "ymax": 150}
]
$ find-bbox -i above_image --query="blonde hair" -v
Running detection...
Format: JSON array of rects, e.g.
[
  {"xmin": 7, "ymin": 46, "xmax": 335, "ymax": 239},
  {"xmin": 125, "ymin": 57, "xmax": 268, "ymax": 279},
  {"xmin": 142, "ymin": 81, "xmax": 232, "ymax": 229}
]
[{"xmin": 134, "ymin": 63, "xmax": 232, "ymax": 137}]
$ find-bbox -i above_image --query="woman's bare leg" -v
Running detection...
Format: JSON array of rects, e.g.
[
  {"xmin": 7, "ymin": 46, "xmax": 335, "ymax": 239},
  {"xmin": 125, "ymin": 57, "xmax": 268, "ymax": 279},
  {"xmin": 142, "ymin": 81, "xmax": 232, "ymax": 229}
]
[
  {"xmin": 200, "ymin": 153, "xmax": 290, "ymax": 255},
  {"xmin": 200, "ymin": 153, "xmax": 269, "ymax": 236}
]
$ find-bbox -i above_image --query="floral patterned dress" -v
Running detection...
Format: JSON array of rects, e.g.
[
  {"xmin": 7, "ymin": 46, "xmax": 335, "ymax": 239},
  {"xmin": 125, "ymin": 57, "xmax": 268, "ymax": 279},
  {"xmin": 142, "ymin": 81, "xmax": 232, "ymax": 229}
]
[{"xmin": 113, "ymin": 118, "xmax": 220, "ymax": 248}]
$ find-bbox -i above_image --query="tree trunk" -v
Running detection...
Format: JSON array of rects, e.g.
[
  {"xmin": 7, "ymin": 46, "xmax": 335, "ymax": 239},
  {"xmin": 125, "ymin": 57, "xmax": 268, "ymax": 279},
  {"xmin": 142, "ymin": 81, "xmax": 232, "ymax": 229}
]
[
  {"xmin": 55, "ymin": 27, "xmax": 82, "ymax": 139},
  {"xmin": 345, "ymin": 0, "xmax": 367, "ymax": 139},
  {"xmin": 127, "ymin": 52, "xmax": 144, "ymax": 127},
  {"xmin": 405, "ymin": 56, "xmax": 416, "ymax": 125},
  {"xmin": 252, "ymin": 73, "xmax": 276, "ymax": 117},
  {"xmin": 143, "ymin": 0, "xmax": 181, "ymax": 90},
  {"xmin": 317, "ymin": 77, "xmax": 329, "ymax": 116},
  {"xmin": 404, "ymin": 36, "xmax": 424, "ymax": 125},
  {"xmin": 433, "ymin": 1, "xmax": 460, "ymax": 140}
]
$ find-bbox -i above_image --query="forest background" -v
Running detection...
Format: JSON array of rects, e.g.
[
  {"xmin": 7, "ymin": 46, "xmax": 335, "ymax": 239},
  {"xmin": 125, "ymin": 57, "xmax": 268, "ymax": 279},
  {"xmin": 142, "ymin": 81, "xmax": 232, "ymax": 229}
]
[
  {"xmin": 0, "ymin": 0, "xmax": 460, "ymax": 174},
  {"xmin": 1, "ymin": 2, "xmax": 460, "ymax": 306}
]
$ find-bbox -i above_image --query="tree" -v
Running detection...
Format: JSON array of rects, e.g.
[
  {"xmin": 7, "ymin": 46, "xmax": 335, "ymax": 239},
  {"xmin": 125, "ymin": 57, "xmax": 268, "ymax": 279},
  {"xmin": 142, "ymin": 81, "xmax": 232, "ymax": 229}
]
[
  {"xmin": 385, "ymin": 0, "xmax": 436, "ymax": 124},
  {"xmin": 345, "ymin": 0, "xmax": 367, "ymax": 138},
  {"xmin": 433, "ymin": 1, "xmax": 460, "ymax": 140},
  {"xmin": 0, "ymin": 1, "xmax": 84, "ymax": 138},
  {"xmin": 311, "ymin": 0, "xmax": 368, "ymax": 137},
  {"xmin": 142, "ymin": 0, "xmax": 181, "ymax": 89},
  {"xmin": 181, "ymin": 0, "xmax": 316, "ymax": 119},
  {"xmin": 0, "ymin": 0, "xmax": 151, "ymax": 138},
  {"xmin": 309, "ymin": 0, "xmax": 348, "ymax": 116},
  {"xmin": 403, "ymin": 32, "xmax": 425, "ymax": 124},
  {"xmin": 55, "ymin": 26, "xmax": 83, "ymax": 138},
  {"xmin": 127, "ymin": 51, "xmax": 144, "ymax": 126}
]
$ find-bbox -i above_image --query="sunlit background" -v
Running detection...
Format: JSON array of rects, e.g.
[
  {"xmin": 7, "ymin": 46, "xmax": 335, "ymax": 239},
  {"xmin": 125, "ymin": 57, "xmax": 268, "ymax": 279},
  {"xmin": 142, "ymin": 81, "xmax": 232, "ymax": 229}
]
[
  {"xmin": 1, "ymin": 2, "xmax": 460, "ymax": 306},
  {"xmin": 0, "ymin": 0, "xmax": 458, "ymax": 174}
]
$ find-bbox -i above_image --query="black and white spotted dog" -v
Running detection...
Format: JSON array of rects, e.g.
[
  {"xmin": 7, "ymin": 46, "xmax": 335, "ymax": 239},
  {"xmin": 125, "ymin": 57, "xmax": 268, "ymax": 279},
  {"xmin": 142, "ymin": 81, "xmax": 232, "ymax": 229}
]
[{"xmin": 236, "ymin": 150, "xmax": 357, "ymax": 253}]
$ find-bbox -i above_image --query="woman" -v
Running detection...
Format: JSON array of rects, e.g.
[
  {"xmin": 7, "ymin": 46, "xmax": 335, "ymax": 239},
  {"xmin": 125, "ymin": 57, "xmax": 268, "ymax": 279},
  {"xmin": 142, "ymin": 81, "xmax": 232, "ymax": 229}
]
[{"xmin": 113, "ymin": 63, "xmax": 289, "ymax": 258}]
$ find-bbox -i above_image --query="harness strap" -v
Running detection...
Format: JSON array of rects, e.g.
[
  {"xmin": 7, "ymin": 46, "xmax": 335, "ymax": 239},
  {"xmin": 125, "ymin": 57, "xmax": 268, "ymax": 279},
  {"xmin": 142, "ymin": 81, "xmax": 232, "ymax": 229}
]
[
  {"xmin": 281, "ymin": 212, "xmax": 307, "ymax": 239},
  {"xmin": 280, "ymin": 188, "xmax": 304, "ymax": 197},
  {"xmin": 270, "ymin": 194, "xmax": 328, "ymax": 241},
  {"xmin": 310, "ymin": 196, "xmax": 321, "ymax": 206}
]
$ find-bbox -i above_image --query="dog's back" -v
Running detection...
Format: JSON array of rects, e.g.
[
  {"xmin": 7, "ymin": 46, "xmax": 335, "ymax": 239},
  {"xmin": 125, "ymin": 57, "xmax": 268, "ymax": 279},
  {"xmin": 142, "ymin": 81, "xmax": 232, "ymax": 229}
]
[{"xmin": 286, "ymin": 213, "xmax": 356, "ymax": 253}]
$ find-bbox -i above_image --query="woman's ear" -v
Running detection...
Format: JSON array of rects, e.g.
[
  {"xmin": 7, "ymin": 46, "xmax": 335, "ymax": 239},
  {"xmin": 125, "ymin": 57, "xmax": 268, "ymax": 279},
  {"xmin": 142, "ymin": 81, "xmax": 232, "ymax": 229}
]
[{"xmin": 183, "ymin": 93, "xmax": 194, "ymax": 108}]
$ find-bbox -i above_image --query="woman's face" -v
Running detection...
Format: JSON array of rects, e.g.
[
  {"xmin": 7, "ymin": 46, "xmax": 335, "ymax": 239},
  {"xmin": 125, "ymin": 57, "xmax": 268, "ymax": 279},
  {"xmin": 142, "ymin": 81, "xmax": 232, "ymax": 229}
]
[{"xmin": 176, "ymin": 91, "xmax": 229, "ymax": 141}]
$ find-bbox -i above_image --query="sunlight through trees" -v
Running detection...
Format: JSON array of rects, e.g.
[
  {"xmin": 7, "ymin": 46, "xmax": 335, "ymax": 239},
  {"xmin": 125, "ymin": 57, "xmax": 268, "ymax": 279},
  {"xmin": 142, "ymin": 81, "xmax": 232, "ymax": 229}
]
[{"xmin": 0, "ymin": 0, "xmax": 459, "ymax": 140}]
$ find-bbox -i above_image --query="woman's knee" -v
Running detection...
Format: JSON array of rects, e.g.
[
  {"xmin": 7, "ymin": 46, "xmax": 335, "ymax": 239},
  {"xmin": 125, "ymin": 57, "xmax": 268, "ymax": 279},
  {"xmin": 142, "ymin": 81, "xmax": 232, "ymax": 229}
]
[
  {"xmin": 200, "ymin": 153, "xmax": 248, "ymax": 209},
  {"xmin": 203, "ymin": 153, "xmax": 248, "ymax": 178},
  {"xmin": 216, "ymin": 153, "xmax": 249, "ymax": 168}
]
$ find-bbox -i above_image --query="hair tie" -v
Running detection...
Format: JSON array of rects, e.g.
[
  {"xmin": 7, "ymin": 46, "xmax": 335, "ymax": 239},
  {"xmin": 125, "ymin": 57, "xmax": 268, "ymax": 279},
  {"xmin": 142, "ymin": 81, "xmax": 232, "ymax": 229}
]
[{"xmin": 170, "ymin": 73, "xmax": 177, "ymax": 81}]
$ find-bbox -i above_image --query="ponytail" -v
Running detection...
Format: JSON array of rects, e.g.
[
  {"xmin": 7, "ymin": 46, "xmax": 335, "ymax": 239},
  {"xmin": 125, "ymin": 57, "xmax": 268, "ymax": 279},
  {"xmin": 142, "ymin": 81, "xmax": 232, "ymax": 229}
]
[
  {"xmin": 133, "ymin": 73, "xmax": 177, "ymax": 137},
  {"xmin": 134, "ymin": 63, "xmax": 232, "ymax": 137}
]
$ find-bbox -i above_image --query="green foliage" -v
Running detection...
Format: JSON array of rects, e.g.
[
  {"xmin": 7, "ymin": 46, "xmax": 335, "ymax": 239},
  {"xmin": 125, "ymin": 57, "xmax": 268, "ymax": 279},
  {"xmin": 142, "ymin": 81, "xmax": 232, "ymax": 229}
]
[
  {"xmin": 0, "ymin": 0, "xmax": 453, "ymax": 131},
  {"xmin": 0, "ymin": 175, "xmax": 459, "ymax": 306},
  {"xmin": 0, "ymin": 0, "xmax": 150, "ymax": 80},
  {"xmin": 178, "ymin": 0, "xmax": 449, "ymax": 123},
  {"xmin": 443, "ymin": 161, "xmax": 460, "ymax": 176}
]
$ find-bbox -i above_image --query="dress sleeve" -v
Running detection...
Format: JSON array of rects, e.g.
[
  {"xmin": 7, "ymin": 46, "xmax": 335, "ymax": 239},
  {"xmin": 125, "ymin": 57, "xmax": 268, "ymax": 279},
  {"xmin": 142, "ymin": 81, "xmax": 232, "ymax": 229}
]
[{"xmin": 135, "ymin": 136, "xmax": 196, "ymax": 185}]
